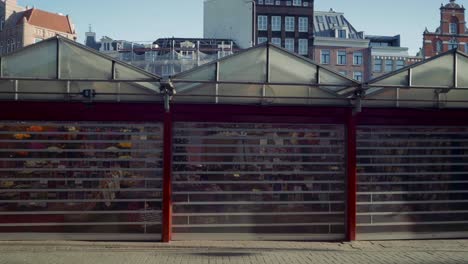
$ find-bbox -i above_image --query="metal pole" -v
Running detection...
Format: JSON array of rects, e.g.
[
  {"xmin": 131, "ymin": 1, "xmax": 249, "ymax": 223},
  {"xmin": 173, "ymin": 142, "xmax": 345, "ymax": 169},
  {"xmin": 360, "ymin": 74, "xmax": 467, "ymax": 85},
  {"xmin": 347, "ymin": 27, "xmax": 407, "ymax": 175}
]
[
  {"xmin": 346, "ymin": 108, "xmax": 357, "ymax": 241},
  {"xmin": 162, "ymin": 107, "xmax": 173, "ymax": 243}
]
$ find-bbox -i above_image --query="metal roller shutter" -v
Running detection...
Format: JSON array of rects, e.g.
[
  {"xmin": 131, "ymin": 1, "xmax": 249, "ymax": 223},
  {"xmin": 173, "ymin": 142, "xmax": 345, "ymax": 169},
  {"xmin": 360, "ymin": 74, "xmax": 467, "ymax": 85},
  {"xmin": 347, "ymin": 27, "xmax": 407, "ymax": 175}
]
[
  {"xmin": 357, "ymin": 126, "xmax": 468, "ymax": 240},
  {"xmin": 0, "ymin": 121, "xmax": 163, "ymax": 241},
  {"xmin": 172, "ymin": 122, "xmax": 346, "ymax": 241}
]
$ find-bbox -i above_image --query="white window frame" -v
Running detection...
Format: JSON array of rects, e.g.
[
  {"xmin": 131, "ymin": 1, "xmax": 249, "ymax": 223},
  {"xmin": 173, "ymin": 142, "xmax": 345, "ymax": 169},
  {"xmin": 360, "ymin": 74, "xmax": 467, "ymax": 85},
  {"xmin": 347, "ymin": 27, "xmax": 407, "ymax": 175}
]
[
  {"xmin": 321, "ymin": 50, "xmax": 330, "ymax": 64},
  {"xmin": 293, "ymin": 0, "xmax": 302, "ymax": 6},
  {"xmin": 271, "ymin": 37, "xmax": 282, "ymax": 46},
  {"xmin": 272, "ymin": 16, "xmax": 282, "ymax": 31},
  {"xmin": 374, "ymin": 58, "xmax": 382, "ymax": 72},
  {"xmin": 337, "ymin": 51, "xmax": 347, "ymax": 65},
  {"xmin": 298, "ymin": 17, "xmax": 308, "ymax": 32},
  {"xmin": 285, "ymin": 38, "xmax": 295, "ymax": 52},
  {"xmin": 353, "ymin": 52, "xmax": 363, "ymax": 65},
  {"xmin": 353, "ymin": 71, "xmax": 363, "ymax": 81},
  {"xmin": 258, "ymin": 15, "xmax": 268, "ymax": 31},
  {"xmin": 285, "ymin": 16, "xmax": 295, "ymax": 32},
  {"xmin": 298, "ymin": 39, "xmax": 308, "ymax": 55},
  {"xmin": 257, "ymin": 37, "xmax": 268, "ymax": 44}
]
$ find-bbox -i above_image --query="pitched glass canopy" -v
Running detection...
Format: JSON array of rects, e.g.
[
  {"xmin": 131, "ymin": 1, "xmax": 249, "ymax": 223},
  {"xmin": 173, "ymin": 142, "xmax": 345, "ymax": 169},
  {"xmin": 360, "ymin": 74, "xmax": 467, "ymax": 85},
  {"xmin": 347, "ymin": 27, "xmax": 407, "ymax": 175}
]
[
  {"xmin": 365, "ymin": 49, "xmax": 468, "ymax": 109},
  {"xmin": 0, "ymin": 36, "xmax": 161, "ymax": 102},
  {"xmin": 172, "ymin": 43, "xmax": 359, "ymax": 106}
]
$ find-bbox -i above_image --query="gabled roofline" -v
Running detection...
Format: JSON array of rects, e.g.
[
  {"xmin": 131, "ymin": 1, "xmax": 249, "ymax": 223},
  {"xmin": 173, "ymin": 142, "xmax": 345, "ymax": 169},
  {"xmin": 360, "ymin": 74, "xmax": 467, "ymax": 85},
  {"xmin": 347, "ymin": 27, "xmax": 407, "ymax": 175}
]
[
  {"xmin": 367, "ymin": 48, "xmax": 465, "ymax": 85},
  {"xmin": 0, "ymin": 36, "xmax": 161, "ymax": 81},
  {"xmin": 173, "ymin": 42, "xmax": 360, "ymax": 87}
]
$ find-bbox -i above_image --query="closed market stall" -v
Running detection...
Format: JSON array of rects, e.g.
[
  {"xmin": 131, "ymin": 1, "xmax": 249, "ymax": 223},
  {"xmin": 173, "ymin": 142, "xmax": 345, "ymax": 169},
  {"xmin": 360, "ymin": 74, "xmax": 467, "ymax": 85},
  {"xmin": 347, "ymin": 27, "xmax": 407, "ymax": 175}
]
[
  {"xmin": 356, "ymin": 49, "xmax": 468, "ymax": 240},
  {"xmin": 0, "ymin": 36, "xmax": 165, "ymax": 241}
]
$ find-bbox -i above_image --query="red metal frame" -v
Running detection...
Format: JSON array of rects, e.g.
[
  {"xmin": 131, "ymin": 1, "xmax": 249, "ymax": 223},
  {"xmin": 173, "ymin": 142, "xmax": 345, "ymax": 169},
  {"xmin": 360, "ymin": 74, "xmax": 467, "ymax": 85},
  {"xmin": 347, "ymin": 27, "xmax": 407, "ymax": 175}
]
[
  {"xmin": 0, "ymin": 102, "xmax": 165, "ymax": 122},
  {"xmin": 172, "ymin": 104, "xmax": 349, "ymax": 124},
  {"xmin": 346, "ymin": 109, "xmax": 357, "ymax": 241},
  {"xmin": 162, "ymin": 110, "xmax": 173, "ymax": 243}
]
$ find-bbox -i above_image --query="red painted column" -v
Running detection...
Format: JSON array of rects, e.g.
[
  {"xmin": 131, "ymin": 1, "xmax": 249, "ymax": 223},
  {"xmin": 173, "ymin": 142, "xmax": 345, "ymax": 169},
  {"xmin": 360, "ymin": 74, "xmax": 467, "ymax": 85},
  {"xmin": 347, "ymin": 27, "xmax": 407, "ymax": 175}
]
[
  {"xmin": 162, "ymin": 110, "xmax": 173, "ymax": 243},
  {"xmin": 346, "ymin": 109, "xmax": 357, "ymax": 241}
]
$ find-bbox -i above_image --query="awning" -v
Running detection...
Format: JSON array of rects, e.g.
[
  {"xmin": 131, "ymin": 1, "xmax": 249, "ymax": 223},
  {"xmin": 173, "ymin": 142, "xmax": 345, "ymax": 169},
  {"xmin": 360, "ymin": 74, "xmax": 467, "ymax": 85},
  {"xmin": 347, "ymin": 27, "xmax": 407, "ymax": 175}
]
[
  {"xmin": 0, "ymin": 36, "xmax": 162, "ymax": 102},
  {"xmin": 364, "ymin": 49, "xmax": 468, "ymax": 109},
  {"xmin": 171, "ymin": 43, "xmax": 360, "ymax": 106}
]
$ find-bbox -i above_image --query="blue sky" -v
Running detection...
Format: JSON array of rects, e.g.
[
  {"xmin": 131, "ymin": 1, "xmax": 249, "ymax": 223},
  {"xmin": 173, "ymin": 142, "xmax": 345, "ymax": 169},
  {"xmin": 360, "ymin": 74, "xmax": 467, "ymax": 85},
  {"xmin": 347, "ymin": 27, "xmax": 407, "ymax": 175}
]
[{"xmin": 18, "ymin": 0, "xmax": 451, "ymax": 55}]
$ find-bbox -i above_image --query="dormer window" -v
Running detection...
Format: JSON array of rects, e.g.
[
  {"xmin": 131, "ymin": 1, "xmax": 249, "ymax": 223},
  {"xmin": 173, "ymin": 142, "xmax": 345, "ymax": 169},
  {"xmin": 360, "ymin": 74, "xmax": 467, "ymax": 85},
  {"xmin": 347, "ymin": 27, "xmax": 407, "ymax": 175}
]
[{"xmin": 338, "ymin": 29, "xmax": 347, "ymax": 38}]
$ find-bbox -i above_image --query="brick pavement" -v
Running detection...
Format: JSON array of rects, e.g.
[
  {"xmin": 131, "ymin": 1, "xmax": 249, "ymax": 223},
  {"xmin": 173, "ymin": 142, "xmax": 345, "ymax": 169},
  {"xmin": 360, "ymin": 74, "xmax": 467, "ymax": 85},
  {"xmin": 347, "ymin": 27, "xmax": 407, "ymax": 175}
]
[{"xmin": 0, "ymin": 240, "xmax": 467, "ymax": 264}]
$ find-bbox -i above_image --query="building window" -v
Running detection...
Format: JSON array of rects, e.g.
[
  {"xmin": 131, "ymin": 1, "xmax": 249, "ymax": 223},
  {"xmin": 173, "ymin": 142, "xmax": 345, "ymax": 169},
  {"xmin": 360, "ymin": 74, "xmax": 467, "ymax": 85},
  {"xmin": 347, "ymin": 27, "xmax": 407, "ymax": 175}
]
[
  {"xmin": 436, "ymin": 40, "xmax": 443, "ymax": 53},
  {"xmin": 272, "ymin": 16, "xmax": 281, "ymax": 31},
  {"xmin": 448, "ymin": 39, "xmax": 458, "ymax": 50},
  {"xmin": 353, "ymin": 52, "xmax": 363, "ymax": 65},
  {"xmin": 321, "ymin": 50, "xmax": 330, "ymax": 64},
  {"xmin": 384, "ymin": 60, "xmax": 393, "ymax": 72},
  {"xmin": 275, "ymin": 1, "xmax": 281, "ymax": 5},
  {"xmin": 450, "ymin": 23, "xmax": 458, "ymax": 34},
  {"xmin": 258, "ymin": 16, "xmax": 268, "ymax": 31},
  {"xmin": 285, "ymin": 38, "xmax": 294, "ymax": 52},
  {"xmin": 298, "ymin": 39, "xmax": 308, "ymax": 55},
  {"xmin": 328, "ymin": 16, "xmax": 337, "ymax": 24},
  {"xmin": 317, "ymin": 16, "xmax": 324, "ymax": 24},
  {"xmin": 271, "ymin": 37, "xmax": 281, "ymax": 46},
  {"xmin": 338, "ymin": 29, "xmax": 347, "ymax": 38},
  {"xmin": 293, "ymin": 0, "xmax": 302, "ymax": 6},
  {"xmin": 286, "ymin": 1, "xmax": 292, "ymax": 6},
  {"xmin": 258, "ymin": 37, "xmax": 268, "ymax": 44},
  {"xmin": 337, "ymin": 51, "xmax": 347, "ymax": 65},
  {"xmin": 0, "ymin": 17, "xmax": 4, "ymax": 31},
  {"xmin": 396, "ymin": 60, "xmax": 405, "ymax": 70},
  {"xmin": 374, "ymin": 58, "xmax": 382, "ymax": 72},
  {"xmin": 298, "ymin": 17, "xmax": 308, "ymax": 32},
  {"xmin": 285, "ymin": 17, "xmax": 295, "ymax": 32},
  {"xmin": 265, "ymin": 0, "xmax": 274, "ymax": 4},
  {"xmin": 353, "ymin": 71, "xmax": 363, "ymax": 81}
]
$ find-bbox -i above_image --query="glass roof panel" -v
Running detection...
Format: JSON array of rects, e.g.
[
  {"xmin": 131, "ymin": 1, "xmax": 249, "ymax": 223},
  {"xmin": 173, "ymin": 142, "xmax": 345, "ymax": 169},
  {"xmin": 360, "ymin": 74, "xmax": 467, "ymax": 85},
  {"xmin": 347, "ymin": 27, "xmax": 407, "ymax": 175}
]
[
  {"xmin": 371, "ymin": 70, "xmax": 409, "ymax": 87},
  {"xmin": 2, "ymin": 39, "xmax": 57, "ymax": 78},
  {"xmin": 319, "ymin": 68, "xmax": 355, "ymax": 92},
  {"xmin": 59, "ymin": 39, "xmax": 112, "ymax": 79},
  {"xmin": 412, "ymin": 53, "xmax": 454, "ymax": 87},
  {"xmin": 218, "ymin": 47, "xmax": 266, "ymax": 82},
  {"xmin": 269, "ymin": 47, "xmax": 317, "ymax": 83},
  {"xmin": 457, "ymin": 54, "xmax": 468, "ymax": 88}
]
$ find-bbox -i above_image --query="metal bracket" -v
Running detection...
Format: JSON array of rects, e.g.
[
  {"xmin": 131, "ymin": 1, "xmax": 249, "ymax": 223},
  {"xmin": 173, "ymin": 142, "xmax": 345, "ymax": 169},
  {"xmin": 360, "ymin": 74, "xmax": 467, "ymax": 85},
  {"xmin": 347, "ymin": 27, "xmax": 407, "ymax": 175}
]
[
  {"xmin": 352, "ymin": 84, "xmax": 366, "ymax": 115},
  {"xmin": 160, "ymin": 78, "xmax": 176, "ymax": 112}
]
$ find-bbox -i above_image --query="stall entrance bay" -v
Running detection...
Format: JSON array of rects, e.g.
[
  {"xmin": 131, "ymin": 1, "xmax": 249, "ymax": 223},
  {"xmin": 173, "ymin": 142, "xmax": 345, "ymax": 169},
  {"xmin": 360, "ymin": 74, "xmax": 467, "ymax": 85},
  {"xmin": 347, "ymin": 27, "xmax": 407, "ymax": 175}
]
[
  {"xmin": 172, "ymin": 122, "xmax": 347, "ymax": 240},
  {"xmin": 357, "ymin": 126, "xmax": 468, "ymax": 240},
  {"xmin": 0, "ymin": 121, "xmax": 163, "ymax": 241}
]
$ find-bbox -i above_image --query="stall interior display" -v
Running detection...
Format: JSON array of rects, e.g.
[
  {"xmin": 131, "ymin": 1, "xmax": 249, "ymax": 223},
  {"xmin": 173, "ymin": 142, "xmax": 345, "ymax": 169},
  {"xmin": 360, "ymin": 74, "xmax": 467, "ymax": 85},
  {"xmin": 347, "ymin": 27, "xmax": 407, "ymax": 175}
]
[
  {"xmin": 172, "ymin": 122, "xmax": 346, "ymax": 240},
  {"xmin": 0, "ymin": 121, "xmax": 163, "ymax": 239},
  {"xmin": 357, "ymin": 126, "xmax": 468, "ymax": 239}
]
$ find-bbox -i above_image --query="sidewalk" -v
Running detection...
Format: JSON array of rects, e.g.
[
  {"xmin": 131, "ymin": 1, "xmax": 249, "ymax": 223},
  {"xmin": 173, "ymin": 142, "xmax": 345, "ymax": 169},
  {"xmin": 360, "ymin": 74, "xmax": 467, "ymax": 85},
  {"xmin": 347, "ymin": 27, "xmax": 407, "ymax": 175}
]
[{"xmin": 0, "ymin": 240, "xmax": 467, "ymax": 264}]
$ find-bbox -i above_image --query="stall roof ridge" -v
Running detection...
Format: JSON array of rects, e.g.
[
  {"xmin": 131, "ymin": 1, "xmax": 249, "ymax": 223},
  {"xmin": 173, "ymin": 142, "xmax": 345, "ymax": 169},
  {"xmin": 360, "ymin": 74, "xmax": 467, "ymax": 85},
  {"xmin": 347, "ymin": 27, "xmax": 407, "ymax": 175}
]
[
  {"xmin": 367, "ymin": 48, "xmax": 465, "ymax": 85},
  {"xmin": 173, "ymin": 42, "xmax": 361, "ymax": 86},
  {"xmin": 1, "ymin": 36, "xmax": 162, "ymax": 81}
]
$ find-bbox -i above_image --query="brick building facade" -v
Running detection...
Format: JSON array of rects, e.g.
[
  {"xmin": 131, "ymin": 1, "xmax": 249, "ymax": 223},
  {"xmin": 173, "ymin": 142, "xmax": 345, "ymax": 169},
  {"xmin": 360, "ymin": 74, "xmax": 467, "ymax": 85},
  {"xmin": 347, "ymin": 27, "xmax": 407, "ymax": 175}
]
[
  {"xmin": 423, "ymin": 0, "xmax": 468, "ymax": 58},
  {"xmin": 256, "ymin": 0, "xmax": 314, "ymax": 59},
  {"xmin": 0, "ymin": 0, "xmax": 76, "ymax": 55}
]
